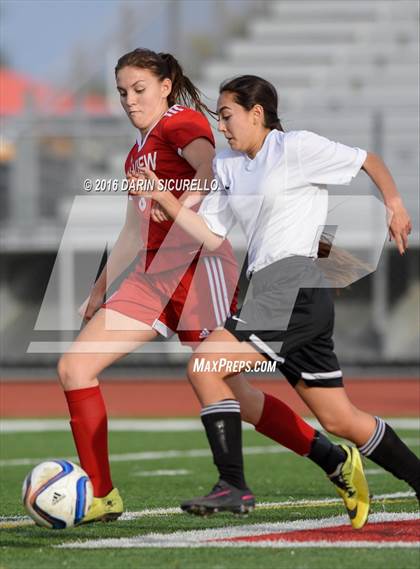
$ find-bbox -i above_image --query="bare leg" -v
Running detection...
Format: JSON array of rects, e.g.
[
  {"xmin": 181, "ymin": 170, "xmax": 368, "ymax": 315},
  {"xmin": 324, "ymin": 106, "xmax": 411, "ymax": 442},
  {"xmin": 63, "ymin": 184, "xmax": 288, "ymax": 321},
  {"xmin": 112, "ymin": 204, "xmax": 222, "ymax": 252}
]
[
  {"xmin": 187, "ymin": 329, "xmax": 267, "ymax": 405},
  {"xmin": 225, "ymin": 374, "xmax": 264, "ymax": 424},
  {"xmin": 57, "ymin": 308, "xmax": 158, "ymax": 498},
  {"xmin": 58, "ymin": 308, "xmax": 158, "ymax": 389},
  {"xmin": 294, "ymin": 380, "xmax": 376, "ymax": 446}
]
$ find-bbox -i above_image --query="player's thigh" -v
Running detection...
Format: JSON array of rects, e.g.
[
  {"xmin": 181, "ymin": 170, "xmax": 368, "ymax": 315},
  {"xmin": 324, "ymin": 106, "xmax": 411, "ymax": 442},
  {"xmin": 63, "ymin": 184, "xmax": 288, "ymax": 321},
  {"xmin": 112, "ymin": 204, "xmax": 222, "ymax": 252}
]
[{"xmin": 58, "ymin": 308, "xmax": 158, "ymax": 384}]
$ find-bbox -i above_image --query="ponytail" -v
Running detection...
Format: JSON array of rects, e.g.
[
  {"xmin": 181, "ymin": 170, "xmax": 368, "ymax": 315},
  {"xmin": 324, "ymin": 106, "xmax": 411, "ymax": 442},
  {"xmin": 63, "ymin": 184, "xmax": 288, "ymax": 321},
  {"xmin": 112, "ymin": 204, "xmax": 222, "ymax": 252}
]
[
  {"xmin": 158, "ymin": 53, "xmax": 215, "ymax": 116},
  {"xmin": 317, "ymin": 234, "xmax": 373, "ymax": 289},
  {"xmin": 115, "ymin": 48, "xmax": 215, "ymax": 117}
]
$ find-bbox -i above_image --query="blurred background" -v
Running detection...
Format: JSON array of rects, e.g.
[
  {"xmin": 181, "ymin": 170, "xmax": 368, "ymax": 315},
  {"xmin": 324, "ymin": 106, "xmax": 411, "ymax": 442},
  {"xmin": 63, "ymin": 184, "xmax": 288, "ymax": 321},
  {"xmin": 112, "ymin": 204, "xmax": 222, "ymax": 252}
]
[{"xmin": 1, "ymin": 0, "xmax": 419, "ymax": 376}]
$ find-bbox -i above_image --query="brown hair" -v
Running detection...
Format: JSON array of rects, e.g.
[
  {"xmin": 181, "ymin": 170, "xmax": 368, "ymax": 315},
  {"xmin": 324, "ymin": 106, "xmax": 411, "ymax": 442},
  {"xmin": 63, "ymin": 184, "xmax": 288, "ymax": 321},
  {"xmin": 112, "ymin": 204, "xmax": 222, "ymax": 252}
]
[
  {"xmin": 219, "ymin": 75, "xmax": 284, "ymax": 131},
  {"xmin": 317, "ymin": 236, "xmax": 373, "ymax": 289},
  {"xmin": 115, "ymin": 48, "xmax": 215, "ymax": 116}
]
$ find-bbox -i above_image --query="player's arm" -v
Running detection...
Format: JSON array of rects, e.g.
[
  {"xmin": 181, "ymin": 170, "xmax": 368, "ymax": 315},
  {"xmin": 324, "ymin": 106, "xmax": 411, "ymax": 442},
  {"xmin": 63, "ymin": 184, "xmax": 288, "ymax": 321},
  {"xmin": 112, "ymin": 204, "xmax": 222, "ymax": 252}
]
[
  {"xmin": 79, "ymin": 199, "xmax": 142, "ymax": 320},
  {"xmin": 160, "ymin": 192, "xmax": 224, "ymax": 251},
  {"xmin": 134, "ymin": 167, "xmax": 224, "ymax": 251},
  {"xmin": 362, "ymin": 152, "xmax": 412, "ymax": 254},
  {"xmin": 150, "ymin": 138, "xmax": 215, "ymax": 222},
  {"xmin": 95, "ymin": 199, "xmax": 141, "ymax": 291},
  {"xmin": 179, "ymin": 137, "xmax": 215, "ymax": 208}
]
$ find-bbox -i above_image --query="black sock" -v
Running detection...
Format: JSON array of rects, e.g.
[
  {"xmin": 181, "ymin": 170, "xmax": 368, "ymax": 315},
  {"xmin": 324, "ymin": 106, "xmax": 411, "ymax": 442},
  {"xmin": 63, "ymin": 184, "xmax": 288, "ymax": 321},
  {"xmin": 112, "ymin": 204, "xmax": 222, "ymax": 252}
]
[
  {"xmin": 200, "ymin": 399, "xmax": 247, "ymax": 490},
  {"xmin": 359, "ymin": 417, "xmax": 420, "ymax": 495},
  {"xmin": 308, "ymin": 431, "xmax": 347, "ymax": 476}
]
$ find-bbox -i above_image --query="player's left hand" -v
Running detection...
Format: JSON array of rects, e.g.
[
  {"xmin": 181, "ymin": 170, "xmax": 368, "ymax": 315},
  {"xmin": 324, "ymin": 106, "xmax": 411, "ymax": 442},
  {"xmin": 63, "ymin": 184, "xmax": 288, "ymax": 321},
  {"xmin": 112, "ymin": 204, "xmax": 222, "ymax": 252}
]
[
  {"xmin": 151, "ymin": 202, "xmax": 169, "ymax": 223},
  {"xmin": 139, "ymin": 167, "xmax": 161, "ymax": 193},
  {"xmin": 128, "ymin": 168, "xmax": 178, "ymax": 217},
  {"xmin": 127, "ymin": 168, "xmax": 161, "ymax": 199},
  {"xmin": 387, "ymin": 197, "xmax": 412, "ymax": 254}
]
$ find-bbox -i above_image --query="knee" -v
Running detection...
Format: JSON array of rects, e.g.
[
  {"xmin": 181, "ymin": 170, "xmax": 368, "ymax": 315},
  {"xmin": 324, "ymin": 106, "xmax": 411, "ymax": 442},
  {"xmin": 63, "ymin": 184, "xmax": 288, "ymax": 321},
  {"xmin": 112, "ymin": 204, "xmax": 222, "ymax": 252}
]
[
  {"xmin": 187, "ymin": 355, "xmax": 227, "ymax": 387},
  {"xmin": 187, "ymin": 355, "xmax": 211, "ymax": 385},
  {"xmin": 318, "ymin": 413, "xmax": 355, "ymax": 439},
  {"xmin": 57, "ymin": 354, "xmax": 92, "ymax": 391},
  {"xmin": 187, "ymin": 356, "xmax": 198, "ymax": 384}
]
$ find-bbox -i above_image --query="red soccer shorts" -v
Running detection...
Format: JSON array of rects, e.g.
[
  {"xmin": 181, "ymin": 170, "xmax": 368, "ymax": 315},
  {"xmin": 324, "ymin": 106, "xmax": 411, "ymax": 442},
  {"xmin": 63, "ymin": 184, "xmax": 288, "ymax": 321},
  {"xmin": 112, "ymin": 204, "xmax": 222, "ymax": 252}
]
[{"xmin": 104, "ymin": 254, "xmax": 239, "ymax": 347}]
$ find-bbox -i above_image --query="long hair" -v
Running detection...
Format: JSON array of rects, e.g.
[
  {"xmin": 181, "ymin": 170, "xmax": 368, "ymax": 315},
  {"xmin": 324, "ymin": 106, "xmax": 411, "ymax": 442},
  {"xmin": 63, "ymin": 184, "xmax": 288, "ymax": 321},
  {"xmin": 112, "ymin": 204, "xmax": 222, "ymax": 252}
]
[
  {"xmin": 317, "ymin": 235, "xmax": 373, "ymax": 289},
  {"xmin": 115, "ymin": 48, "xmax": 215, "ymax": 116}
]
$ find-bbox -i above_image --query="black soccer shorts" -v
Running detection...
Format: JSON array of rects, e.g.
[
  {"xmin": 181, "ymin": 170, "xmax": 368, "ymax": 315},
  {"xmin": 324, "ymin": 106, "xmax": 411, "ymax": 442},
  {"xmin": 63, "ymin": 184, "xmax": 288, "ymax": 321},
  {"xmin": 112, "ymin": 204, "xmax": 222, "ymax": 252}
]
[{"xmin": 224, "ymin": 256, "xmax": 344, "ymax": 388}]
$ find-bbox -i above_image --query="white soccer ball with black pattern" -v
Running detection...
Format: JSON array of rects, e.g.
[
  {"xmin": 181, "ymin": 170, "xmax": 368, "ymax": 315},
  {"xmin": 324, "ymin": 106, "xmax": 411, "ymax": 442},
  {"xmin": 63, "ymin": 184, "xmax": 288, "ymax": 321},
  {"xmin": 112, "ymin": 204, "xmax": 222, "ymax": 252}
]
[{"xmin": 22, "ymin": 460, "xmax": 93, "ymax": 529}]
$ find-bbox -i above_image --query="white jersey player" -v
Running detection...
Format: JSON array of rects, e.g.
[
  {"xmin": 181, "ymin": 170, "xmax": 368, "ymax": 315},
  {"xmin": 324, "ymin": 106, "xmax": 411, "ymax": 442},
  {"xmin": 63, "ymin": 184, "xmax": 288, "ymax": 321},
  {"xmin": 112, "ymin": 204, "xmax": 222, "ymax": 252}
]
[{"xmin": 133, "ymin": 74, "xmax": 418, "ymax": 523}]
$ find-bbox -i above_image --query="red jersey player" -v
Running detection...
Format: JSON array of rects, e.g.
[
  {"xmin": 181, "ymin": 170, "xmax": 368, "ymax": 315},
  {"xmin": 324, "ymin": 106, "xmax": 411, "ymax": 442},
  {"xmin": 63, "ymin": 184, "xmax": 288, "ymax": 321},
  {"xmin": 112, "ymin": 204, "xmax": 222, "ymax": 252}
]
[
  {"xmin": 107, "ymin": 102, "xmax": 238, "ymax": 342},
  {"xmin": 58, "ymin": 49, "xmax": 362, "ymax": 525}
]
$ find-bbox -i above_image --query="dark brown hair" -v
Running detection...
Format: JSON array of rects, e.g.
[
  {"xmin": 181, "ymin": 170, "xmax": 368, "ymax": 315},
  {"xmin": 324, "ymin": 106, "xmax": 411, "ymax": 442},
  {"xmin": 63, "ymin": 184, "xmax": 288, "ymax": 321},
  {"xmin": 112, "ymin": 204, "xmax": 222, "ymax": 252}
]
[
  {"xmin": 219, "ymin": 75, "xmax": 284, "ymax": 131},
  {"xmin": 115, "ymin": 48, "xmax": 214, "ymax": 116}
]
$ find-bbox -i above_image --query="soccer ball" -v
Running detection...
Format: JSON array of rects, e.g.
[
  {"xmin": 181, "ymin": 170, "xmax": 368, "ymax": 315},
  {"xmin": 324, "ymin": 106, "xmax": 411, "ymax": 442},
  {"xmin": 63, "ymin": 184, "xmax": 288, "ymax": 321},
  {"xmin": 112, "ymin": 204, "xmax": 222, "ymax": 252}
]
[{"xmin": 22, "ymin": 460, "xmax": 93, "ymax": 529}]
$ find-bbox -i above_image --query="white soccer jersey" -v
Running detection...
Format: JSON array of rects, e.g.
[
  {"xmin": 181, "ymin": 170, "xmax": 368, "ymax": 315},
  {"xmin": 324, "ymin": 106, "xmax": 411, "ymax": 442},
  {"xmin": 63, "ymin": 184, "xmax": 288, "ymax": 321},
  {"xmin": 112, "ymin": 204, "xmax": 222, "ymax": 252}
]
[{"xmin": 199, "ymin": 129, "xmax": 367, "ymax": 275}]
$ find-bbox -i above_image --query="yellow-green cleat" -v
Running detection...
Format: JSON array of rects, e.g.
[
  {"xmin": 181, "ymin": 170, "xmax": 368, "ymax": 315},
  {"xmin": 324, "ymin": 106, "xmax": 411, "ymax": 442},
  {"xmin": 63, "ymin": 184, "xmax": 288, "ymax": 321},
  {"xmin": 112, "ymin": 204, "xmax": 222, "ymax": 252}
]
[
  {"xmin": 80, "ymin": 488, "xmax": 123, "ymax": 524},
  {"xmin": 330, "ymin": 445, "xmax": 370, "ymax": 530}
]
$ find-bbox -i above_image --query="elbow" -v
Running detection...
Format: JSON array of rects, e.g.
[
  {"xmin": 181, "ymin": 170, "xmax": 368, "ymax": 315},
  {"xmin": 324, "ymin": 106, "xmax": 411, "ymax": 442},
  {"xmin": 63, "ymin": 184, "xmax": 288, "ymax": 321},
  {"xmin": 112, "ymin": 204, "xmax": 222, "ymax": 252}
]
[{"xmin": 206, "ymin": 235, "xmax": 225, "ymax": 251}]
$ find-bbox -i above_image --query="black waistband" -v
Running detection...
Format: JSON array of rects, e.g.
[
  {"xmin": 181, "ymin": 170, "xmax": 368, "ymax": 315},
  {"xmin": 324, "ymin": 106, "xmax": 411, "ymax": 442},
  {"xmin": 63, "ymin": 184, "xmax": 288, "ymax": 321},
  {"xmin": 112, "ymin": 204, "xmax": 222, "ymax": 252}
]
[{"xmin": 250, "ymin": 256, "xmax": 324, "ymax": 292}]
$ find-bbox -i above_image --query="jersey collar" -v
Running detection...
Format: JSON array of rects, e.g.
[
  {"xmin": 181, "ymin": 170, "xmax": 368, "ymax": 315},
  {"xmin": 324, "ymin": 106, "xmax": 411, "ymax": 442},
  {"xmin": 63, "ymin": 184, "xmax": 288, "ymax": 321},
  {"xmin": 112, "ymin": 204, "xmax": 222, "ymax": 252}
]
[
  {"xmin": 135, "ymin": 105, "xmax": 176, "ymax": 150},
  {"xmin": 243, "ymin": 129, "xmax": 276, "ymax": 171}
]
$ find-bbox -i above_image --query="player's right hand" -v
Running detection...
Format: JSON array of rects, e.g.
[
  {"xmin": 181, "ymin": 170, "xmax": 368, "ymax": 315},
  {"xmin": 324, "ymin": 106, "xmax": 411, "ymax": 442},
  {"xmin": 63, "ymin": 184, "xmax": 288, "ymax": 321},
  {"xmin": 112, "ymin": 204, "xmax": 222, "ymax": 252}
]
[
  {"xmin": 78, "ymin": 288, "xmax": 104, "ymax": 322},
  {"xmin": 387, "ymin": 197, "xmax": 412, "ymax": 255}
]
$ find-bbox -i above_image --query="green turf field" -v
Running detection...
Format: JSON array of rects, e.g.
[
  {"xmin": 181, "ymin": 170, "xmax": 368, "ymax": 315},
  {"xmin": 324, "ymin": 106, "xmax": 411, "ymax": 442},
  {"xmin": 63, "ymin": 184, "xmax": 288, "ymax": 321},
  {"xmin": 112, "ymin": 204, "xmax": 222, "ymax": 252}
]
[{"xmin": 0, "ymin": 424, "xmax": 419, "ymax": 569}]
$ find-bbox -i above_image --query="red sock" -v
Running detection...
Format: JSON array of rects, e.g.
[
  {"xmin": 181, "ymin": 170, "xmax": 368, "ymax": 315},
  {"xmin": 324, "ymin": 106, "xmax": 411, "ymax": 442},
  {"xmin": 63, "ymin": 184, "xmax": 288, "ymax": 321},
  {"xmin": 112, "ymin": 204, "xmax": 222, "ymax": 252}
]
[
  {"xmin": 255, "ymin": 393, "xmax": 315, "ymax": 456},
  {"xmin": 64, "ymin": 385, "xmax": 113, "ymax": 497}
]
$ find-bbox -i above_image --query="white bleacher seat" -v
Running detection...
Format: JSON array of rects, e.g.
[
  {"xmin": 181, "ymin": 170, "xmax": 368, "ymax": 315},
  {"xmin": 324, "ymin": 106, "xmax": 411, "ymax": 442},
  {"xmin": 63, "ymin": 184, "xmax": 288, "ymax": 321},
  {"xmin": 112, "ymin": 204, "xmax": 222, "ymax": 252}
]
[{"xmin": 197, "ymin": 0, "xmax": 418, "ymax": 242}]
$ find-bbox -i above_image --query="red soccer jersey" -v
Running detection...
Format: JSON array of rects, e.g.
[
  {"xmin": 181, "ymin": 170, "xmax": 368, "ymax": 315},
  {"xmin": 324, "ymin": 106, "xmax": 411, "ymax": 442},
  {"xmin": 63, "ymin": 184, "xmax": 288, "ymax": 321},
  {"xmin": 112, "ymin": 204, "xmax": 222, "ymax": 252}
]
[{"xmin": 125, "ymin": 104, "xmax": 234, "ymax": 273}]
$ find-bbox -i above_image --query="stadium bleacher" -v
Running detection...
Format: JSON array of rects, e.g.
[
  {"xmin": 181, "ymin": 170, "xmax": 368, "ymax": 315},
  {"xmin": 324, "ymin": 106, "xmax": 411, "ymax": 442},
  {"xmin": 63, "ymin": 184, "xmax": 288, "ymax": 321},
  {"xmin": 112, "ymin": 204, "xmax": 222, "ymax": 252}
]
[
  {"xmin": 1, "ymin": 0, "xmax": 418, "ymax": 365},
  {"xmin": 197, "ymin": 0, "xmax": 419, "ymax": 241}
]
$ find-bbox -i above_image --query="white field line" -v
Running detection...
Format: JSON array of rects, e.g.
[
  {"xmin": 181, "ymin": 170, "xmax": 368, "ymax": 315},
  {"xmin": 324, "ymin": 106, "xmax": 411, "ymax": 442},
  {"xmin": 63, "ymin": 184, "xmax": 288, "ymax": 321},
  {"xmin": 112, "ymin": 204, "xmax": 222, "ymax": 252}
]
[
  {"xmin": 120, "ymin": 491, "xmax": 416, "ymax": 521},
  {"xmin": 0, "ymin": 444, "xmax": 289, "ymax": 467},
  {"xmin": 1, "ymin": 419, "xmax": 207, "ymax": 433},
  {"xmin": 1, "ymin": 417, "xmax": 419, "ymax": 433},
  {"xmin": 1, "ymin": 491, "xmax": 415, "ymax": 529},
  {"xmin": 132, "ymin": 469, "xmax": 190, "ymax": 477},
  {"xmin": 58, "ymin": 511, "xmax": 420, "ymax": 549},
  {"xmin": 365, "ymin": 468, "xmax": 405, "ymax": 476},
  {"xmin": 2, "ymin": 437, "xmax": 419, "ymax": 468}
]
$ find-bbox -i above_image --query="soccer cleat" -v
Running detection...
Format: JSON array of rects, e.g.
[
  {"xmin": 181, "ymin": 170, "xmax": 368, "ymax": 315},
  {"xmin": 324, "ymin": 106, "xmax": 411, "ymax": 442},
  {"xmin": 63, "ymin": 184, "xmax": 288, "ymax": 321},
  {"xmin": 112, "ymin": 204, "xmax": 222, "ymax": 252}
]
[
  {"xmin": 330, "ymin": 445, "xmax": 370, "ymax": 530},
  {"xmin": 180, "ymin": 479, "xmax": 255, "ymax": 516},
  {"xmin": 80, "ymin": 487, "xmax": 123, "ymax": 524}
]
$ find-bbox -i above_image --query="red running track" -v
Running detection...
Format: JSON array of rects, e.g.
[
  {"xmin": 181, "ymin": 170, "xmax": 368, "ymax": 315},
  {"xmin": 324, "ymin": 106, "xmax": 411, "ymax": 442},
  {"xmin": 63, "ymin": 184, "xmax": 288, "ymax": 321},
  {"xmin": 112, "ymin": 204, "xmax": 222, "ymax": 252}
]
[{"xmin": 0, "ymin": 378, "xmax": 419, "ymax": 417}]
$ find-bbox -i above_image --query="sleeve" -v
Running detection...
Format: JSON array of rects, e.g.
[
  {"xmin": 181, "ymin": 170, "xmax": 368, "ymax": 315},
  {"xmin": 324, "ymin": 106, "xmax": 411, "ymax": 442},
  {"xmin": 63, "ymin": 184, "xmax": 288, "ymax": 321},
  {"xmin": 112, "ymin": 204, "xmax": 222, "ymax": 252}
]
[
  {"xmin": 198, "ymin": 159, "xmax": 236, "ymax": 238},
  {"xmin": 163, "ymin": 108, "xmax": 215, "ymax": 152},
  {"xmin": 298, "ymin": 130, "xmax": 367, "ymax": 185}
]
